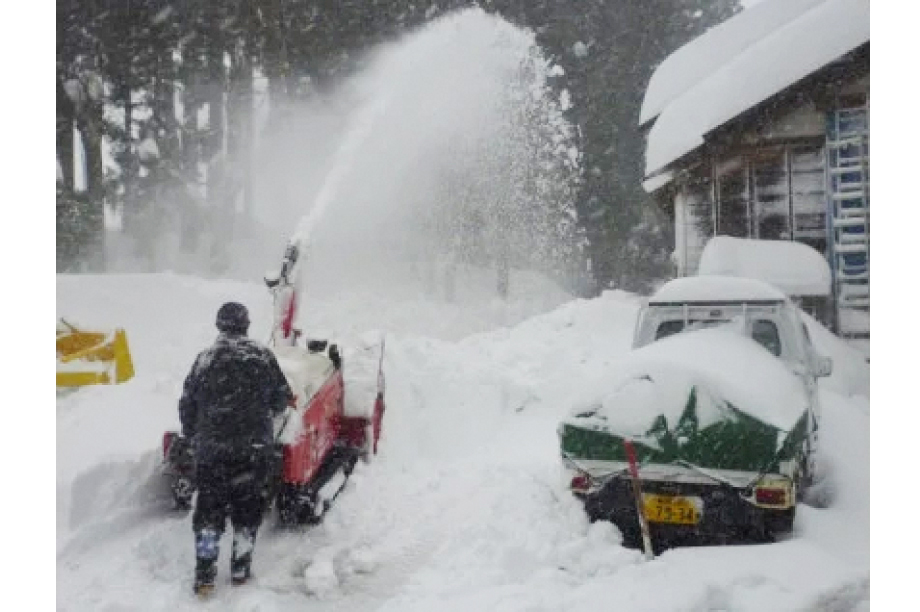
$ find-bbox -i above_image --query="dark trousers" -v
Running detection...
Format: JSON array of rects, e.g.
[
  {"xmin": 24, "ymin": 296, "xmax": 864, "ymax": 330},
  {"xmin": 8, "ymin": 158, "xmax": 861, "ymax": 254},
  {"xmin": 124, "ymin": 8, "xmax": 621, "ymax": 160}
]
[{"xmin": 192, "ymin": 447, "xmax": 270, "ymax": 582}]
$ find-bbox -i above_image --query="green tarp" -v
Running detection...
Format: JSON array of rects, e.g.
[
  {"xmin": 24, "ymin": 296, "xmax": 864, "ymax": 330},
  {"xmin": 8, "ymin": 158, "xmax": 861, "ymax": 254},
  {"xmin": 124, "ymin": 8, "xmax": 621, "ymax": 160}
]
[{"xmin": 561, "ymin": 386, "xmax": 807, "ymax": 473}]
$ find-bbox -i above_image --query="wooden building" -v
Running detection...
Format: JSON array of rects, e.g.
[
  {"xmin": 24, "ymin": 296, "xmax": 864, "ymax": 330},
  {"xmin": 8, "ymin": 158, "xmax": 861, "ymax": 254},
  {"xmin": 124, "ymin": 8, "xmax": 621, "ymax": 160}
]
[{"xmin": 640, "ymin": 0, "xmax": 869, "ymax": 342}]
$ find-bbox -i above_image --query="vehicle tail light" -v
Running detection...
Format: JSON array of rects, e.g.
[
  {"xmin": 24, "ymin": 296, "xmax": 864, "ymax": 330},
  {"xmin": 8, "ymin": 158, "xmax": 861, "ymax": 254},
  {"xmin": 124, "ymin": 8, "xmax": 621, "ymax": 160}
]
[
  {"xmin": 570, "ymin": 474, "xmax": 591, "ymax": 492},
  {"xmin": 754, "ymin": 486, "xmax": 787, "ymax": 506},
  {"xmin": 163, "ymin": 431, "xmax": 177, "ymax": 458}
]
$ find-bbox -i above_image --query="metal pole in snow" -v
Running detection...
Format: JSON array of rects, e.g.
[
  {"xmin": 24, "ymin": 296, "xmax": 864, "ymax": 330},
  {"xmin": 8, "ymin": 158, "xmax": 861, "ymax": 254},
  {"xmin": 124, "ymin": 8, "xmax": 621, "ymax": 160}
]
[{"xmin": 624, "ymin": 439, "xmax": 655, "ymax": 561}]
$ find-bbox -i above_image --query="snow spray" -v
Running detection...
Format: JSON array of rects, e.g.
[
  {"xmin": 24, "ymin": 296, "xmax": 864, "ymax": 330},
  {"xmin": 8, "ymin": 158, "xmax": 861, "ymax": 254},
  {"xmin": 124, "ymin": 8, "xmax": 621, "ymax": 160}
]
[
  {"xmin": 252, "ymin": 7, "xmax": 580, "ymax": 299},
  {"xmin": 290, "ymin": 92, "xmax": 394, "ymax": 249}
]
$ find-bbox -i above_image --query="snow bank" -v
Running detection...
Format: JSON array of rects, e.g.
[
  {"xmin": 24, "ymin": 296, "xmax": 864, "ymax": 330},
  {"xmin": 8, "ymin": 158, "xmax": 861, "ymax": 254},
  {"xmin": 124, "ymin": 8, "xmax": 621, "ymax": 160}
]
[
  {"xmin": 698, "ymin": 236, "xmax": 832, "ymax": 297},
  {"xmin": 55, "ymin": 268, "xmax": 574, "ymax": 537},
  {"xmin": 801, "ymin": 310, "xmax": 869, "ymax": 397},
  {"xmin": 569, "ymin": 326, "xmax": 809, "ymax": 436},
  {"xmin": 57, "ymin": 270, "xmax": 868, "ymax": 611},
  {"xmin": 645, "ymin": 0, "xmax": 869, "ymax": 175},
  {"xmin": 797, "ymin": 390, "xmax": 869, "ymax": 567}
]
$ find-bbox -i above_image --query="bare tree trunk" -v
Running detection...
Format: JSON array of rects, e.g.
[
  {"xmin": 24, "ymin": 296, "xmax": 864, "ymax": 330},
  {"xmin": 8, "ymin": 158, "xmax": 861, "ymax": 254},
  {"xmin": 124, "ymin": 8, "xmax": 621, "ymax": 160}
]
[
  {"xmin": 262, "ymin": 0, "xmax": 289, "ymax": 128},
  {"xmin": 56, "ymin": 75, "xmax": 75, "ymax": 190},
  {"xmin": 240, "ymin": 54, "xmax": 254, "ymax": 220},
  {"xmin": 205, "ymin": 19, "xmax": 226, "ymax": 162},
  {"xmin": 228, "ymin": 4, "xmax": 255, "ymax": 221},
  {"xmin": 76, "ymin": 95, "xmax": 106, "ymax": 271},
  {"xmin": 178, "ymin": 43, "xmax": 205, "ymax": 254},
  {"xmin": 203, "ymin": 13, "xmax": 230, "ymax": 274}
]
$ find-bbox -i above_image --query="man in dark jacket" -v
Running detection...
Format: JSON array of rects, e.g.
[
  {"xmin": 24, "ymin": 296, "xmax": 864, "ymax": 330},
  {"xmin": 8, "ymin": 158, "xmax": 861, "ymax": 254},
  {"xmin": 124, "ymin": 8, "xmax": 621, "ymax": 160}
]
[{"xmin": 179, "ymin": 302, "xmax": 293, "ymax": 596}]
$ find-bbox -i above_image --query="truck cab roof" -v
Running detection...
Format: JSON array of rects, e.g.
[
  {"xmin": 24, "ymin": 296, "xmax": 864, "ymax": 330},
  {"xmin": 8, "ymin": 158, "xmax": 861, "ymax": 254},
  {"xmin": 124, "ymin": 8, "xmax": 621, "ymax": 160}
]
[
  {"xmin": 636, "ymin": 276, "xmax": 812, "ymax": 365},
  {"xmin": 649, "ymin": 275, "xmax": 789, "ymax": 305}
]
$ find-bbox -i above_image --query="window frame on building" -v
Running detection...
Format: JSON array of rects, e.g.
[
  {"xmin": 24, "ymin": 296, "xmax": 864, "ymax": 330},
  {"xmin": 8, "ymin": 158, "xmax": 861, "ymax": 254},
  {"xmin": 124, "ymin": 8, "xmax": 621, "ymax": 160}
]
[{"xmin": 712, "ymin": 140, "xmax": 827, "ymax": 255}]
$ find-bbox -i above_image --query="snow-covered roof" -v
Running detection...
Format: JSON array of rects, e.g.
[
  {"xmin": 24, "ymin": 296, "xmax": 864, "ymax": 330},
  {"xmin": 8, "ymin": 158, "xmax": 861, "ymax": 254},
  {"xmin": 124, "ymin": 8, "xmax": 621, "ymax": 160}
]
[
  {"xmin": 697, "ymin": 236, "xmax": 832, "ymax": 297},
  {"xmin": 649, "ymin": 275, "xmax": 788, "ymax": 304},
  {"xmin": 641, "ymin": 170, "xmax": 675, "ymax": 194},
  {"xmin": 644, "ymin": 0, "xmax": 869, "ymax": 178},
  {"xmin": 639, "ymin": 0, "xmax": 824, "ymax": 128}
]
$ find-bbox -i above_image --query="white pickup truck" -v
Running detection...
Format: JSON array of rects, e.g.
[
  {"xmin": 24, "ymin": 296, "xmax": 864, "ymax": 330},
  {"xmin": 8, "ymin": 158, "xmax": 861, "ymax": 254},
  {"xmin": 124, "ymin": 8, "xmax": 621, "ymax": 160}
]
[{"xmin": 559, "ymin": 274, "xmax": 834, "ymax": 550}]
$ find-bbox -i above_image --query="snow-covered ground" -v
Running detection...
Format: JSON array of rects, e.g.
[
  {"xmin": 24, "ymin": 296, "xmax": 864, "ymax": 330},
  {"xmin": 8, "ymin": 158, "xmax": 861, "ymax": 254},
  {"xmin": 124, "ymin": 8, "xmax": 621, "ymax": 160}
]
[{"xmin": 56, "ymin": 267, "xmax": 869, "ymax": 611}]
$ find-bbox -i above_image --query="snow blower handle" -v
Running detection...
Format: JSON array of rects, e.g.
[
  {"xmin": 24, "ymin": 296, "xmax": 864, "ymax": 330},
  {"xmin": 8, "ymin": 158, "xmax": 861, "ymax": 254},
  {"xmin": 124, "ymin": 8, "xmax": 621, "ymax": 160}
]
[
  {"xmin": 274, "ymin": 405, "xmax": 295, "ymax": 443},
  {"xmin": 624, "ymin": 440, "xmax": 655, "ymax": 561}
]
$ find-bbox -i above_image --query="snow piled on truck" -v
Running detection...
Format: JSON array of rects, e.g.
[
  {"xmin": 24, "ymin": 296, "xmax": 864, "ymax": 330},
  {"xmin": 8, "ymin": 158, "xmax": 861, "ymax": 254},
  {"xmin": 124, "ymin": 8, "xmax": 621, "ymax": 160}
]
[
  {"xmin": 565, "ymin": 326, "xmax": 810, "ymax": 438},
  {"xmin": 57, "ymin": 273, "xmax": 869, "ymax": 611},
  {"xmin": 648, "ymin": 274, "xmax": 787, "ymax": 304},
  {"xmin": 698, "ymin": 236, "xmax": 832, "ymax": 297}
]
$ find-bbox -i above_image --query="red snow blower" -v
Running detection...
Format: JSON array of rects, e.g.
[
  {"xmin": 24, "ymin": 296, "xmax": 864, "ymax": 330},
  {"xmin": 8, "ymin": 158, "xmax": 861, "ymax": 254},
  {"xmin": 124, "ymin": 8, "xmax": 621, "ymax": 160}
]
[{"xmin": 159, "ymin": 240, "xmax": 386, "ymax": 524}]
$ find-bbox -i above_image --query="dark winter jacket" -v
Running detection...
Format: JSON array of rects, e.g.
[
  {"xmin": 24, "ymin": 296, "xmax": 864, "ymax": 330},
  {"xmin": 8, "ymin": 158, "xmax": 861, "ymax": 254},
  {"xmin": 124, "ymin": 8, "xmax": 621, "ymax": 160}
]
[{"xmin": 179, "ymin": 332, "xmax": 293, "ymax": 459}]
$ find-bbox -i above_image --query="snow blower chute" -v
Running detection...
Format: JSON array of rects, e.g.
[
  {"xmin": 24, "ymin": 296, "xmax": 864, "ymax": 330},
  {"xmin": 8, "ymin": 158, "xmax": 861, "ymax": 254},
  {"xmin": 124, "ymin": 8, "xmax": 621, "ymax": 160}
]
[{"xmin": 56, "ymin": 319, "xmax": 136, "ymax": 387}]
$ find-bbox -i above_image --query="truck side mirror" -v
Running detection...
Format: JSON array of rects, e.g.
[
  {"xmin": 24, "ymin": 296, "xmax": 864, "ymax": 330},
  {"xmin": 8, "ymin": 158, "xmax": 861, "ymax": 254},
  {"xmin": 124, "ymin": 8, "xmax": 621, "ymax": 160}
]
[{"xmin": 813, "ymin": 355, "xmax": 833, "ymax": 378}]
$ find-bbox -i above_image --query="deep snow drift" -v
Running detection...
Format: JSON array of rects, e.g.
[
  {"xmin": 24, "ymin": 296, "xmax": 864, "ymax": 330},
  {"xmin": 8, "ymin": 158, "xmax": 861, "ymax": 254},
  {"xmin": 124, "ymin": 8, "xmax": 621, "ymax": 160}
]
[{"xmin": 57, "ymin": 270, "xmax": 869, "ymax": 612}]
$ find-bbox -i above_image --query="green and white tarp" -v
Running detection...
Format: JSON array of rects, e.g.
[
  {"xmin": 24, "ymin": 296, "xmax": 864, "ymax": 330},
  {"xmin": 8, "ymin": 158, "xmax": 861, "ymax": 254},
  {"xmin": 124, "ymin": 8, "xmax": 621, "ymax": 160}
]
[{"xmin": 560, "ymin": 327, "xmax": 810, "ymax": 473}]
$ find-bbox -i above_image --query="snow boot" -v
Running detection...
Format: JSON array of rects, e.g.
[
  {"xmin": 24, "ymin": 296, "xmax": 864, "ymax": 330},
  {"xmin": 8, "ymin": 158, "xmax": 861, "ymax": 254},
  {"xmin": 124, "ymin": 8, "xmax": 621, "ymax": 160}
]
[
  {"xmin": 193, "ymin": 581, "xmax": 215, "ymax": 599},
  {"xmin": 193, "ymin": 529, "xmax": 220, "ymax": 596},
  {"xmin": 230, "ymin": 528, "xmax": 255, "ymax": 586},
  {"xmin": 194, "ymin": 563, "xmax": 217, "ymax": 598}
]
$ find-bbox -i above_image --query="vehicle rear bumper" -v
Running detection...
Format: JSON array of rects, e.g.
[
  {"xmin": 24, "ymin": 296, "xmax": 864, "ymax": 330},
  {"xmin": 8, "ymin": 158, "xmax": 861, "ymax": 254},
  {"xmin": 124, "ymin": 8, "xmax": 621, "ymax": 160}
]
[{"xmin": 584, "ymin": 475, "xmax": 795, "ymax": 546}]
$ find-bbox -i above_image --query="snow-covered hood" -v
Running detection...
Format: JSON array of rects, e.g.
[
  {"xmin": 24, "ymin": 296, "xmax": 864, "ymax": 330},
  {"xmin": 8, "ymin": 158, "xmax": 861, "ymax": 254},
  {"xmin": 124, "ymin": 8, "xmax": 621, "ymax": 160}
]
[{"xmin": 567, "ymin": 326, "xmax": 810, "ymax": 437}]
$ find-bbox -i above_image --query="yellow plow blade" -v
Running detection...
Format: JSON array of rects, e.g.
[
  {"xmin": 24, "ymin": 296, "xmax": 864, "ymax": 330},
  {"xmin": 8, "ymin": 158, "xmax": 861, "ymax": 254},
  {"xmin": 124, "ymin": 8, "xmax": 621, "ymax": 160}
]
[{"xmin": 56, "ymin": 319, "xmax": 135, "ymax": 387}]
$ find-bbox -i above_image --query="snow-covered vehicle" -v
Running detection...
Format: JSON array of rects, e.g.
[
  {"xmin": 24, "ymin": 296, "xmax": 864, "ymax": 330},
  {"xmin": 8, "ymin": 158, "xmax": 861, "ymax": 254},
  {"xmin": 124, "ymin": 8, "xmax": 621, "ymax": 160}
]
[
  {"xmin": 559, "ymin": 275, "xmax": 833, "ymax": 549},
  {"xmin": 160, "ymin": 242, "xmax": 386, "ymax": 525}
]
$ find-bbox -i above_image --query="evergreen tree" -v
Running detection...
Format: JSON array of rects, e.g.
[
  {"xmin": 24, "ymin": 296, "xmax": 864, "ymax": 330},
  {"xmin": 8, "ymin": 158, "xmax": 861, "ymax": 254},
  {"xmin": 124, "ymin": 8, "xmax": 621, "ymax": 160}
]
[{"xmin": 487, "ymin": 0, "xmax": 738, "ymax": 292}]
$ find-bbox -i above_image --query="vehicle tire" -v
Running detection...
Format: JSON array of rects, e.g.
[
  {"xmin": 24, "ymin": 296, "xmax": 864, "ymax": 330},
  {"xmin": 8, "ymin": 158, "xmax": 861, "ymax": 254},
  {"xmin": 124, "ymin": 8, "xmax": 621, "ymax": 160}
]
[
  {"xmin": 763, "ymin": 507, "xmax": 796, "ymax": 539},
  {"xmin": 799, "ymin": 453, "xmax": 836, "ymax": 508},
  {"xmin": 171, "ymin": 476, "xmax": 195, "ymax": 511},
  {"xmin": 277, "ymin": 485, "xmax": 321, "ymax": 526},
  {"xmin": 618, "ymin": 524, "xmax": 643, "ymax": 551}
]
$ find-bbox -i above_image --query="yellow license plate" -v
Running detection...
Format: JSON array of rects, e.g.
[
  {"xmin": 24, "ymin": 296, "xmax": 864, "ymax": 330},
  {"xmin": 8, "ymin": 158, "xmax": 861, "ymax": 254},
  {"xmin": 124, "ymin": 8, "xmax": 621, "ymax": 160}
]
[{"xmin": 642, "ymin": 494, "xmax": 701, "ymax": 525}]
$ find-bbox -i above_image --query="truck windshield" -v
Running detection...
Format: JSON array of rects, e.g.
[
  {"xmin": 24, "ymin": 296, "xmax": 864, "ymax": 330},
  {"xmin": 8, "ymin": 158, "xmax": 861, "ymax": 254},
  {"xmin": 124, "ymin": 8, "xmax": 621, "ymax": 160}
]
[
  {"xmin": 751, "ymin": 319, "xmax": 782, "ymax": 356},
  {"xmin": 654, "ymin": 319, "xmax": 729, "ymax": 341}
]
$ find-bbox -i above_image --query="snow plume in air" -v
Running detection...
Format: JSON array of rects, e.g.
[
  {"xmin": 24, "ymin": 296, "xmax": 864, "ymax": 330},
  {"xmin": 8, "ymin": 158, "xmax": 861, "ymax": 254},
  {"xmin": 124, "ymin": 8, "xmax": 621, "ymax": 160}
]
[
  {"xmin": 104, "ymin": 8, "xmax": 583, "ymax": 298},
  {"xmin": 130, "ymin": 8, "xmax": 581, "ymax": 298}
]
